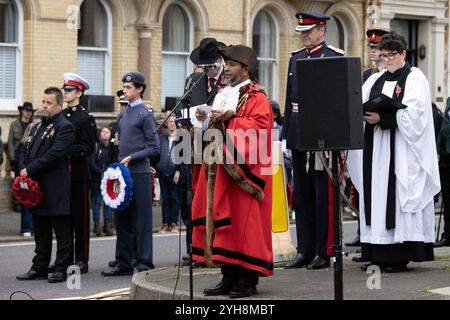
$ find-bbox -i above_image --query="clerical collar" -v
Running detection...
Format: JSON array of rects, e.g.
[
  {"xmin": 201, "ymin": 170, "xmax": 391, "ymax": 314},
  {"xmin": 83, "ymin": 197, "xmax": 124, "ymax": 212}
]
[
  {"xmin": 307, "ymin": 42, "xmax": 325, "ymax": 55},
  {"xmin": 129, "ymin": 99, "xmax": 143, "ymax": 108},
  {"xmin": 386, "ymin": 62, "xmax": 410, "ymax": 81}
]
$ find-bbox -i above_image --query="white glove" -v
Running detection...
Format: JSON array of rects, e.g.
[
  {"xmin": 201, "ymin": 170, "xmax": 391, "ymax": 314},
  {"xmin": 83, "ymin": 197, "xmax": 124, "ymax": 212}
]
[
  {"xmin": 281, "ymin": 139, "xmax": 287, "ymax": 154},
  {"xmin": 281, "ymin": 139, "xmax": 292, "ymax": 160}
]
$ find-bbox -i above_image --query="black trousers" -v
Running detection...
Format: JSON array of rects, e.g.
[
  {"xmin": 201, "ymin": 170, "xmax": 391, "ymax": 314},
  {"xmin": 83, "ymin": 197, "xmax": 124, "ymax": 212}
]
[
  {"xmin": 116, "ymin": 172, "xmax": 154, "ymax": 271},
  {"xmin": 440, "ymin": 155, "xmax": 450, "ymax": 238},
  {"xmin": 70, "ymin": 181, "xmax": 90, "ymax": 263},
  {"xmin": 221, "ymin": 264, "xmax": 259, "ymax": 287},
  {"xmin": 180, "ymin": 181, "xmax": 190, "ymax": 251},
  {"xmin": 292, "ymin": 151, "xmax": 332, "ymax": 257},
  {"xmin": 32, "ymin": 214, "xmax": 73, "ymax": 273}
]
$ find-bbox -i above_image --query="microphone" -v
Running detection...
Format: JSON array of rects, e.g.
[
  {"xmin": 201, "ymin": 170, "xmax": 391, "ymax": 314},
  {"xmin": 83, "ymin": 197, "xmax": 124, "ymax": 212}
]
[
  {"xmin": 185, "ymin": 75, "xmax": 193, "ymax": 91},
  {"xmin": 197, "ymin": 63, "xmax": 221, "ymax": 69}
]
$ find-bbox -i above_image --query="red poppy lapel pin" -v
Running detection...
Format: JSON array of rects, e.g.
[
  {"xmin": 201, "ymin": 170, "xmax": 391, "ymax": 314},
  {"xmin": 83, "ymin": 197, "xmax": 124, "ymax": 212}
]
[{"xmin": 395, "ymin": 85, "xmax": 402, "ymax": 98}]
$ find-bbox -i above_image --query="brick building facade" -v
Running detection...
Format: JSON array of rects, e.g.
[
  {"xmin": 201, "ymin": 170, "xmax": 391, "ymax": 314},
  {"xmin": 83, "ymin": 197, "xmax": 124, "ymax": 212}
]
[{"xmin": 0, "ymin": 0, "xmax": 448, "ymax": 211}]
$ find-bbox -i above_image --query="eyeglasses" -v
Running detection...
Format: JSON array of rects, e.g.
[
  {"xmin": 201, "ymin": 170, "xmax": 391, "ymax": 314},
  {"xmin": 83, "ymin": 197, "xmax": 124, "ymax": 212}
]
[{"xmin": 378, "ymin": 52, "xmax": 399, "ymax": 60}]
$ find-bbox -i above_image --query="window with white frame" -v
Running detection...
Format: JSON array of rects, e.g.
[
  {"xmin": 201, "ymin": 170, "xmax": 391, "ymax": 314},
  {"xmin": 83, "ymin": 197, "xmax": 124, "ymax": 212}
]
[
  {"xmin": 253, "ymin": 10, "xmax": 278, "ymax": 101},
  {"xmin": 0, "ymin": 0, "xmax": 21, "ymax": 105},
  {"xmin": 325, "ymin": 16, "xmax": 345, "ymax": 51},
  {"xmin": 77, "ymin": 0, "xmax": 111, "ymax": 95},
  {"xmin": 161, "ymin": 3, "xmax": 193, "ymax": 110}
]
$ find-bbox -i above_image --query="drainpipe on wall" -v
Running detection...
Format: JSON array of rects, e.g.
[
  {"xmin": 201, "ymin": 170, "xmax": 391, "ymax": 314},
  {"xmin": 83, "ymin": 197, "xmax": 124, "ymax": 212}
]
[{"xmin": 245, "ymin": 0, "xmax": 251, "ymax": 46}]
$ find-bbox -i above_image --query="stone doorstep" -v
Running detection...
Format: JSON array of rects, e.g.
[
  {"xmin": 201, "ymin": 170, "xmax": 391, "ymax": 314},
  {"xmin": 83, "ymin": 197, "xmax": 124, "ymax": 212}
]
[{"xmin": 428, "ymin": 287, "xmax": 450, "ymax": 296}]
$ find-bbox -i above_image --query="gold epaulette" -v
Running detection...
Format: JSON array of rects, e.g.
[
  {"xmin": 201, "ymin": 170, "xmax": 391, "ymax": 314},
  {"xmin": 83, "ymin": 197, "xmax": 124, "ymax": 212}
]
[
  {"xmin": 291, "ymin": 47, "xmax": 306, "ymax": 56},
  {"xmin": 327, "ymin": 45, "xmax": 345, "ymax": 55}
]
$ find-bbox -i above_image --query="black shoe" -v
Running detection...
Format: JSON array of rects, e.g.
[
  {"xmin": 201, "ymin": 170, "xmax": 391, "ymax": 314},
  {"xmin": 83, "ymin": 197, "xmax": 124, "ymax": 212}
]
[
  {"xmin": 75, "ymin": 261, "xmax": 89, "ymax": 274},
  {"xmin": 94, "ymin": 221, "xmax": 102, "ymax": 237},
  {"xmin": 352, "ymin": 255, "xmax": 370, "ymax": 263},
  {"xmin": 101, "ymin": 267, "xmax": 134, "ymax": 277},
  {"xmin": 360, "ymin": 263, "xmax": 374, "ymax": 271},
  {"xmin": 103, "ymin": 219, "xmax": 114, "ymax": 236},
  {"xmin": 229, "ymin": 285, "xmax": 257, "ymax": 299},
  {"xmin": 382, "ymin": 265, "xmax": 408, "ymax": 273},
  {"xmin": 434, "ymin": 237, "xmax": 450, "ymax": 247},
  {"xmin": 284, "ymin": 254, "xmax": 313, "ymax": 269},
  {"xmin": 345, "ymin": 236, "xmax": 361, "ymax": 247},
  {"xmin": 48, "ymin": 264, "xmax": 55, "ymax": 273},
  {"xmin": 108, "ymin": 260, "xmax": 118, "ymax": 268},
  {"xmin": 203, "ymin": 281, "xmax": 235, "ymax": 296},
  {"xmin": 48, "ymin": 272, "xmax": 67, "ymax": 283},
  {"xmin": 16, "ymin": 270, "xmax": 47, "ymax": 281},
  {"xmin": 193, "ymin": 262, "xmax": 205, "ymax": 268},
  {"xmin": 307, "ymin": 256, "xmax": 330, "ymax": 270}
]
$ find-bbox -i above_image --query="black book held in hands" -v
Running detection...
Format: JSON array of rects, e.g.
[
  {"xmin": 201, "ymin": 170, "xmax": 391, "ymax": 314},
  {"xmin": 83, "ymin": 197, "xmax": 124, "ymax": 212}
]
[{"xmin": 363, "ymin": 94, "xmax": 406, "ymax": 114}]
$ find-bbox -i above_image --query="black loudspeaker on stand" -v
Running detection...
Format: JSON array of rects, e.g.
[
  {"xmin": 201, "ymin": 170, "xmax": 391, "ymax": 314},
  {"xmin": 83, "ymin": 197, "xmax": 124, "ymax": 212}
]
[
  {"xmin": 155, "ymin": 69, "xmax": 208, "ymax": 300},
  {"xmin": 296, "ymin": 56, "xmax": 364, "ymax": 300}
]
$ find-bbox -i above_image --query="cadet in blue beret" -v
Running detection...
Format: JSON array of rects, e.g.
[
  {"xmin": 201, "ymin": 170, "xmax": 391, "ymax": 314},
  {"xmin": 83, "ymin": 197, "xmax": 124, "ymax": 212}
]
[
  {"xmin": 283, "ymin": 11, "xmax": 344, "ymax": 270},
  {"xmin": 102, "ymin": 72, "xmax": 160, "ymax": 276}
]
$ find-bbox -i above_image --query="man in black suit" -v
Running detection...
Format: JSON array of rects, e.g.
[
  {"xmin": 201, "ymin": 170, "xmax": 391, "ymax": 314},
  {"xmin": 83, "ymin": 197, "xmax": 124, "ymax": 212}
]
[
  {"xmin": 176, "ymin": 38, "xmax": 226, "ymax": 266},
  {"xmin": 16, "ymin": 87, "xmax": 75, "ymax": 283},
  {"xmin": 178, "ymin": 37, "xmax": 226, "ymax": 129}
]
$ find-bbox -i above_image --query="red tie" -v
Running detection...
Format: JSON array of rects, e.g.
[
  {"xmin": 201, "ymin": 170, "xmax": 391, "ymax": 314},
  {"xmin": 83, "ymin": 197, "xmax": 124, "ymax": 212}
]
[{"xmin": 208, "ymin": 78, "xmax": 216, "ymax": 92}]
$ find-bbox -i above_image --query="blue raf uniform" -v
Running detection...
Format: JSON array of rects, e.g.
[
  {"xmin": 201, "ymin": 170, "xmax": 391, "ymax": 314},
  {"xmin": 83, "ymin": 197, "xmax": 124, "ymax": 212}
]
[
  {"xmin": 282, "ymin": 12, "xmax": 344, "ymax": 270},
  {"xmin": 102, "ymin": 71, "xmax": 160, "ymax": 276}
]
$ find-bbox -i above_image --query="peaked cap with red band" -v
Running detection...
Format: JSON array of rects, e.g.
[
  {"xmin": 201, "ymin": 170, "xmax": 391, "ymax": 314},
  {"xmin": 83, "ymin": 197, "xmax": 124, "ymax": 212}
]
[
  {"xmin": 62, "ymin": 72, "xmax": 90, "ymax": 91},
  {"xmin": 366, "ymin": 28, "xmax": 390, "ymax": 47},
  {"xmin": 295, "ymin": 12, "xmax": 330, "ymax": 32}
]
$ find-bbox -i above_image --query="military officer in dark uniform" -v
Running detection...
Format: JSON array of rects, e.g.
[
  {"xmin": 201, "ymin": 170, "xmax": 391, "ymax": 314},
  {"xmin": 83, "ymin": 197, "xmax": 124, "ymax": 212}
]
[
  {"xmin": 282, "ymin": 12, "xmax": 344, "ymax": 270},
  {"xmin": 363, "ymin": 28, "xmax": 388, "ymax": 82},
  {"xmin": 16, "ymin": 87, "xmax": 75, "ymax": 283},
  {"xmin": 102, "ymin": 72, "xmax": 160, "ymax": 276},
  {"xmin": 346, "ymin": 28, "xmax": 388, "ymax": 251},
  {"xmin": 61, "ymin": 73, "xmax": 97, "ymax": 274}
]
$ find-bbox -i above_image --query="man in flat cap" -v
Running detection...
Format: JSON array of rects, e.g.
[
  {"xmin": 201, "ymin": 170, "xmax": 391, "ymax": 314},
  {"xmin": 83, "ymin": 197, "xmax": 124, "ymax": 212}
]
[
  {"xmin": 191, "ymin": 45, "xmax": 273, "ymax": 298},
  {"xmin": 59, "ymin": 72, "xmax": 97, "ymax": 274},
  {"xmin": 102, "ymin": 71, "xmax": 160, "ymax": 276},
  {"xmin": 283, "ymin": 12, "xmax": 344, "ymax": 270}
]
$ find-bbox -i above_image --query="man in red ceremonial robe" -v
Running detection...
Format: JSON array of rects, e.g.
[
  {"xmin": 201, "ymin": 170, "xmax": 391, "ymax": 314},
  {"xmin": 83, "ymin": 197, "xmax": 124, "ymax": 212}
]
[{"xmin": 191, "ymin": 45, "xmax": 273, "ymax": 299}]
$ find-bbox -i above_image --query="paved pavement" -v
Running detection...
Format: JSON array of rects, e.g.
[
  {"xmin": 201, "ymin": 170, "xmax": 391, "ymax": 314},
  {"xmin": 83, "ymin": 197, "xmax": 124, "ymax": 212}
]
[
  {"xmin": 131, "ymin": 246, "xmax": 450, "ymax": 300},
  {"xmin": 2, "ymin": 205, "xmax": 450, "ymax": 300}
]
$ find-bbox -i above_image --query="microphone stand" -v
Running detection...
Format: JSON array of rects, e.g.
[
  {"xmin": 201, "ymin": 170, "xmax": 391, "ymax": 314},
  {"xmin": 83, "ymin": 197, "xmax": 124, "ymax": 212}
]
[{"xmin": 154, "ymin": 69, "xmax": 208, "ymax": 301}]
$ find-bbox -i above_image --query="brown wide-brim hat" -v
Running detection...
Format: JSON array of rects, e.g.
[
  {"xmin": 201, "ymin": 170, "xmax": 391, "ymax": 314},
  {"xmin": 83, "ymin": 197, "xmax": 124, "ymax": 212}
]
[
  {"xmin": 219, "ymin": 45, "xmax": 257, "ymax": 76},
  {"xmin": 18, "ymin": 102, "xmax": 36, "ymax": 113}
]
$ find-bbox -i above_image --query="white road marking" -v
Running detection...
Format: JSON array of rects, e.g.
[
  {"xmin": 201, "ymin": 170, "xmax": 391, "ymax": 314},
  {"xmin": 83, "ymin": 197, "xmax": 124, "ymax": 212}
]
[{"xmin": 0, "ymin": 232, "xmax": 187, "ymax": 248}]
